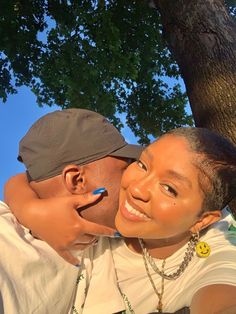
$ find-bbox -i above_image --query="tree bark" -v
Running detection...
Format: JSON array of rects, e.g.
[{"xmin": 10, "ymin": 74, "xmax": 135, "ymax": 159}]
[
  {"xmin": 152, "ymin": 0, "xmax": 236, "ymax": 143},
  {"xmin": 152, "ymin": 0, "xmax": 236, "ymax": 215}
]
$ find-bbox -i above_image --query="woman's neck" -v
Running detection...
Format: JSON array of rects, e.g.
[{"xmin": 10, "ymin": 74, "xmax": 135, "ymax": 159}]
[{"xmin": 125, "ymin": 232, "xmax": 191, "ymax": 259}]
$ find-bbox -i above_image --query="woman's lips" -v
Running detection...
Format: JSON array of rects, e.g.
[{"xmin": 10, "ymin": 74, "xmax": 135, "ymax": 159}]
[{"xmin": 120, "ymin": 201, "xmax": 151, "ymax": 222}]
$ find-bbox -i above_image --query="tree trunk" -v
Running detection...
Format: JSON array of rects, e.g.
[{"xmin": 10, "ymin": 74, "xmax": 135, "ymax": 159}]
[
  {"xmin": 152, "ymin": 0, "xmax": 236, "ymax": 215},
  {"xmin": 152, "ymin": 0, "xmax": 236, "ymax": 143}
]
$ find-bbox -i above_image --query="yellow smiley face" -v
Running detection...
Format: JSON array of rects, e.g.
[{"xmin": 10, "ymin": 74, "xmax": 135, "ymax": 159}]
[{"xmin": 195, "ymin": 241, "xmax": 211, "ymax": 258}]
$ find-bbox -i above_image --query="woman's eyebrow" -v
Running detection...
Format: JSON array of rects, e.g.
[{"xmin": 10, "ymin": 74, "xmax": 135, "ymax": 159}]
[{"xmin": 166, "ymin": 170, "xmax": 192, "ymax": 188}]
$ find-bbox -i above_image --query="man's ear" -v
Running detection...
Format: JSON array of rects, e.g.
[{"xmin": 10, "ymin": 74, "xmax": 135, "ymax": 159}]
[
  {"xmin": 62, "ymin": 164, "xmax": 86, "ymax": 194},
  {"xmin": 190, "ymin": 210, "xmax": 222, "ymax": 234}
]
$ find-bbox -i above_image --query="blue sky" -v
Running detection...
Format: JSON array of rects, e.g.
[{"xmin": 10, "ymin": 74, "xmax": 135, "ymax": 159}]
[
  {"xmin": 0, "ymin": 87, "xmax": 139, "ymax": 200},
  {"xmin": 0, "ymin": 87, "xmax": 58, "ymax": 199}
]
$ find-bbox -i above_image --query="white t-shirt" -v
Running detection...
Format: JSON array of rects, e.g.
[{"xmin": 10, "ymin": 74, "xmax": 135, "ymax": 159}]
[
  {"xmin": 0, "ymin": 201, "xmax": 124, "ymax": 314},
  {"xmin": 1, "ymin": 199, "xmax": 236, "ymax": 314},
  {"xmin": 0, "ymin": 201, "xmax": 80, "ymax": 313},
  {"xmin": 79, "ymin": 208, "xmax": 236, "ymax": 313}
]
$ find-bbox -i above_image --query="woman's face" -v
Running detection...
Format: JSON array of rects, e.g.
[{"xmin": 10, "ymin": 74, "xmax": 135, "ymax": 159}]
[{"xmin": 116, "ymin": 135, "xmax": 205, "ymax": 240}]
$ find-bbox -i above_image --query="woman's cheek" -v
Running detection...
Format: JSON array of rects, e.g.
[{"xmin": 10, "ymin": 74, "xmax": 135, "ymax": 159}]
[
  {"xmin": 120, "ymin": 164, "xmax": 140, "ymax": 189},
  {"xmin": 152, "ymin": 198, "xmax": 178, "ymax": 221}
]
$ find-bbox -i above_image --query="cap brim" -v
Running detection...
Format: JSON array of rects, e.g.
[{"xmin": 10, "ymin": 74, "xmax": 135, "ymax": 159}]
[{"xmin": 109, "ymin": 144, "xmax": 143, "ymax": 160}]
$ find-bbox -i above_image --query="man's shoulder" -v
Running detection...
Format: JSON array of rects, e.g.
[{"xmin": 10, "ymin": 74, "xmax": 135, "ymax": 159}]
[
  {"xmin": 0, "ymin": 200, "xmax": 12, "ymax": 216},
  {"xmin": 0, "ymin": 200, "xmax": 25, "ymax": 234},
  {"xmin": 0, "ymin": 200, "xmax": 9, "ymax": 209}
]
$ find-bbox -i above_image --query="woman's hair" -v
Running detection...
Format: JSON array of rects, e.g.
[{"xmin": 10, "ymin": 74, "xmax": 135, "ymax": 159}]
[{"xmin": 165, "ymin": 127, "xmax": 236, "ymax": 212}]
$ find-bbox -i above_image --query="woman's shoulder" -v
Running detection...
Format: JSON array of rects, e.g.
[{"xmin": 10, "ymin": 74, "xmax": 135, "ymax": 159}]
[{"xmin": 204, "ymin": 208, "xmax": 236, "ymax": 248}]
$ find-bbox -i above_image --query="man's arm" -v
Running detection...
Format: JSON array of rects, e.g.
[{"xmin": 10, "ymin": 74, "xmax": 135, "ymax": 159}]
[
  {"xmin": 4, "ymin": 173, "xmax": 118, "ymax": 265},
  {"xmin": 4, "ymin": 173, "xmax": 40, "ymax": 229},
  {"xmin": 190, "ymin": 284, "xmax": 236, "ymax": 314}
]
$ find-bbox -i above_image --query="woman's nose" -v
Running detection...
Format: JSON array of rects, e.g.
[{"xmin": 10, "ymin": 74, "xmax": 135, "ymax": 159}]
[{"xmin": 128, "ymin": 179, "xmax": 151, "ymax": 202}]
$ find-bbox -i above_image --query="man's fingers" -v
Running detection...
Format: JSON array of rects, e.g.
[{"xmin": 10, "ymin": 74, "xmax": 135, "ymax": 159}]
[
  {"xmin": 70, "ymin": 190, "xmax": 106, "ymax": 209},
  {"xmin": 79, "ymin": 218, "xmax": 121, "ymax": 237},
  {"xmin": 66, "ymin": 191, "xmax": 121, "ymax": 237}
]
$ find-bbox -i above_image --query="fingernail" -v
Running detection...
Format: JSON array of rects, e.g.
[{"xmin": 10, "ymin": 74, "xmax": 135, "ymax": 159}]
[
  {"xmin": 114, "ymin": 231, "xmax": 122, "ymax": 238},
  {"xmin": 75, "ymin": 264, "xmax": 80, "ymax": 268},
  {"xmin": 92, "ymin": 187, "xmax": 106, "ymax": 195}
]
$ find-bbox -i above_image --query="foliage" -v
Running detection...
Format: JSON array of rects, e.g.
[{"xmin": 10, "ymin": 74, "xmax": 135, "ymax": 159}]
[{"xmin": 0, "ymin": 0, "xmax": 196, "ymax": 143}]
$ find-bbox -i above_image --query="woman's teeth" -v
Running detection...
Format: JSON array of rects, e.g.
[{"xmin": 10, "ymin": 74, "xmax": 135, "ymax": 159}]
[{"xmin": 125, "ymin": 201, "xmax": 151, "ymax": 221}]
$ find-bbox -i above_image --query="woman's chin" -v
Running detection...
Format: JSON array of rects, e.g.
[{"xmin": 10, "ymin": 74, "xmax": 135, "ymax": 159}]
[{"xmin": 115, "ymin": 215, "xmax": 139, "ymax": 238}]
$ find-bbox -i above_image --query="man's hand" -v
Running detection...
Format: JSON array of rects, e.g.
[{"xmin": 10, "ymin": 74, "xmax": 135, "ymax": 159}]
[
  {"xmin": 4, "ymin": 173, "xmax": 119, "ymax": 265},
  {"xmin": 25, "ymin": 193, "xmax": 116, "ymax": 265},
  {"xmin": 23, "ymin": 192, "xmax": 118, "ymax": 265}
]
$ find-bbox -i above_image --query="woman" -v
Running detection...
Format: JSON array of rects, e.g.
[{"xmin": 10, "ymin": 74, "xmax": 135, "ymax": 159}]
[
  {"xmin": 4, "ymin": 127, "xmax": 236, "ymax": 313},
  {"xmin": 110, "ymin": 127, "xmax": 236, "ymax": 313}
]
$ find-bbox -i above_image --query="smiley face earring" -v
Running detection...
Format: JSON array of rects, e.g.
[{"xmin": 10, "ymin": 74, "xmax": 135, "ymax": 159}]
[{"xmin": 194, "ymin": 232, "xmax": 211, "ymax": 258}]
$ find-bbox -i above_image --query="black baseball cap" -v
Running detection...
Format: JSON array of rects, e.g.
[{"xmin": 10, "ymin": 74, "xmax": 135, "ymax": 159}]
[{"xmin": 18, "ymin": 108, "xmax": 143, "ymax": 181}]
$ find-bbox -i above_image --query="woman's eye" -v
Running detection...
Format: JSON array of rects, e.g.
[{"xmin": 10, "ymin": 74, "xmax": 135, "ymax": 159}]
[
  {"xmin": 162, "ymin": 184, "xmax": 177, "ymax": 197},
  {"xmin": 137, "ymin": 160, "xmax": 147, "ymax": 171}
]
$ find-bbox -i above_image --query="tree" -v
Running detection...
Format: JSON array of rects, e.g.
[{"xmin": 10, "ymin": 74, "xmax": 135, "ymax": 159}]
[
  {"xmin": 151, "ymin": 0, "xmax": 236, "ymax": 214},
  {"xmin": 1, "ymin": 0, "xmax": 235, "ymax": 211},
  {"xmin": 0, "ymin": 0, "xmax": 235, "ymax": 144},
  {"xmin": 0, "ymin": 0, "xmax": 192, "ymax": 144},
  {"xmin": 152, "ymin": 0, "xmax": 236, "ymax": 143}
]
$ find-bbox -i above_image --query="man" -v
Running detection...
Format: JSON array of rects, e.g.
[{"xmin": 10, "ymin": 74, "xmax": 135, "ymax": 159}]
[{"xmin": 1, "ymin": 108, "xmax": 142, "ymax": 313}]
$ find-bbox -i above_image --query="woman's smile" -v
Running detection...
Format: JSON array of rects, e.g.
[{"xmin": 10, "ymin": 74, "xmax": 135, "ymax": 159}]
[{"xmin": 120, "ymin": 200, "xmax": 151, "ymax": 222}]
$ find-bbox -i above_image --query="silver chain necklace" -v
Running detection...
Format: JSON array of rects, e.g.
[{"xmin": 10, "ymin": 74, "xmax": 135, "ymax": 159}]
[
  {"xmin": 139, "ymin": 234, "xmax": 198, "ymax": 280},
  {"xmin": 138, "ymin": 234, "xmax": 198, "ymax": 313}
]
